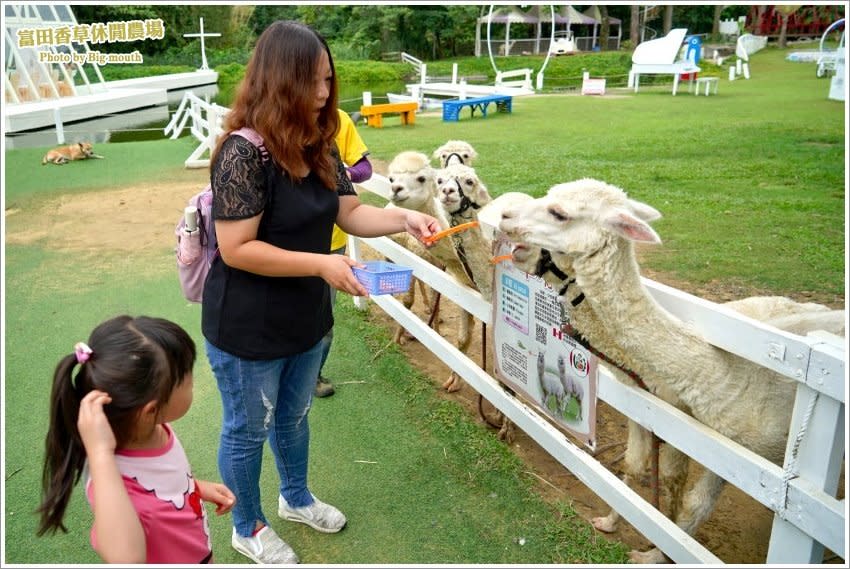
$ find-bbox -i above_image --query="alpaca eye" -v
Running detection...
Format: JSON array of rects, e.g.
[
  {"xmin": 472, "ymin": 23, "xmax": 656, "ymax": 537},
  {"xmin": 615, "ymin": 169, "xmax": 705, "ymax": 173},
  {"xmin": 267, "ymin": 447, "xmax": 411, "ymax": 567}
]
[
  {"xmin": 465, "ymin": 179, "xmax": 473, "ymax": 186},
  {"xmin": 551, "ymin": 210, "xmax": 569, "ymax": 222},
  {"xmin": 388, "ymin": 176, "xmax": 395, "ymax": 183},
  {"xmin": 437, "ymin": 178, "xmax": 444, "ymax": 185},
  {"xmin": 462, "ymin": 153, "xmax": 469, "ymax": 159},
  {"xmin": 417, "ymin": 176, "xmax": 426, "ymax": 183}
]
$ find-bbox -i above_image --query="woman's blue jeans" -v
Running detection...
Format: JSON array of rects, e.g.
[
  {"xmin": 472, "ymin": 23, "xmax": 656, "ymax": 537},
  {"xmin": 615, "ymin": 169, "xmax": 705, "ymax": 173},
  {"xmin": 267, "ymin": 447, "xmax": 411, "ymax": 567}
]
[{"xmin": 205, "ymin": 339, "xmax": 323, "ymax": 537}]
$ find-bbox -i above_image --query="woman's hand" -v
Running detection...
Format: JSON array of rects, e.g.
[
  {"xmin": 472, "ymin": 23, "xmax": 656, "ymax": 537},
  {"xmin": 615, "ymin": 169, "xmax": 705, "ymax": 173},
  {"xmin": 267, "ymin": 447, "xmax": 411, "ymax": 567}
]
[
  {"xmin": 78, "ymin": 390, "xmax": 116, "ymax": 460},
  {"xmin": 196, "ymin": 480, "xmax": 236, "ymax": 515},
  {"xmin": 403, "ymin": 211, "xmax": 440, "ymax": 246},
  {"xmin": 319, "ymin": 254, "xmax": 369, "ymax": 297}
]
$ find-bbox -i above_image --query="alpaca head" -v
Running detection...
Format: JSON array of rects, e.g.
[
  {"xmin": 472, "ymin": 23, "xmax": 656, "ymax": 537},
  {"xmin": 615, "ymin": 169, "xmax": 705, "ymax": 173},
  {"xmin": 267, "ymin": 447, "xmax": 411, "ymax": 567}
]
[
  {"xmin": 433, "ymin": 140, "xmax": 478, "ymax": 168},
  {"xmin": 387, "ymin": 151, "xmax": 436, "ymax": 210},
  {"xmin": 499, "ymin": 178, "xmax": 662, "ymax": 259},
  {"xmin": 435, "ymin": 163, "xmax": 492, "ymax": 216},
  {"xmin": 557, "ymin": 354, "xmax": 566, "ymax": 376},
  {"xmin": 477, "ymin": 192, "xmax": 532, "ymax": 243}
]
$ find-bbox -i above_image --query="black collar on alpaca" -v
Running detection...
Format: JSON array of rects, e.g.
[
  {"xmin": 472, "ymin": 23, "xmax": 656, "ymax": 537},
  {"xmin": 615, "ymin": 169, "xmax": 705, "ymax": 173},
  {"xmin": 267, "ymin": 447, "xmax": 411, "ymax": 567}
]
[
  {"xmin": 535, "ymin": 249, "xmax": 584, "ymax": 306},
  {"xmin": 448, "ymin": 178, "xmax": 481, "ymax": 220},
  {"xmin": 445, "ymin": 152, "xmax": 465, "ymax": 165},
  {"xmin": 535, "ymin": 248, "xmax": 570, "ymax": 283}
]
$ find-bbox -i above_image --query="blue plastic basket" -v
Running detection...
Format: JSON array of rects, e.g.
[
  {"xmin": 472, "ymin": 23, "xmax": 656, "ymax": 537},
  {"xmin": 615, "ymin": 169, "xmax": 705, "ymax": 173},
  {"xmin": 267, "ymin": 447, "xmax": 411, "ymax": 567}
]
[{"xmin": 352, "ymin": 260, "xmax": 413, "ymax": 295}]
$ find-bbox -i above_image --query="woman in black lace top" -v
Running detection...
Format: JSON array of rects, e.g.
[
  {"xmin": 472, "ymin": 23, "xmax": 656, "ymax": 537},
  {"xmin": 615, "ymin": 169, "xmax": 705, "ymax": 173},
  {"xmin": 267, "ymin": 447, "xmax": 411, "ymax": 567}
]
[{"xmin": 201, "ymin": 21, "xmax": 438, "ymax": 565}]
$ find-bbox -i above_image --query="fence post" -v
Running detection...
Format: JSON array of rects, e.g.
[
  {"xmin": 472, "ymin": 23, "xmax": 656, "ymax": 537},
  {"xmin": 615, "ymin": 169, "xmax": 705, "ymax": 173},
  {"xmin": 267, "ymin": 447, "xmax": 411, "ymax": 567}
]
[
  {"xmin": 53, "ymin": 106, "xmax": 65, "ymax": 144},
  {"xmin": 766, "ymin": 336, "xmax": 845, "ymax": 563}
]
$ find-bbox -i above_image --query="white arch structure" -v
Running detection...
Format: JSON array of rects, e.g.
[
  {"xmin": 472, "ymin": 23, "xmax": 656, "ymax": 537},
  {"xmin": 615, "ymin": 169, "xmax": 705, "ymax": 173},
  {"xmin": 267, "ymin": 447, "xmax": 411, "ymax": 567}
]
[{"xmin": 484, "ymin": 4, "xmax": 555, "ymax": 91}]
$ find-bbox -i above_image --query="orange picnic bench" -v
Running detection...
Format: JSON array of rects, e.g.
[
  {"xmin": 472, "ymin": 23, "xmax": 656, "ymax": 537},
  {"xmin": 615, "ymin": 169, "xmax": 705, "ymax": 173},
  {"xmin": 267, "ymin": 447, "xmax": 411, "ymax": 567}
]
[{"xmin": 359, "ymin": 101, "xmax": 418, "ymax": 128}]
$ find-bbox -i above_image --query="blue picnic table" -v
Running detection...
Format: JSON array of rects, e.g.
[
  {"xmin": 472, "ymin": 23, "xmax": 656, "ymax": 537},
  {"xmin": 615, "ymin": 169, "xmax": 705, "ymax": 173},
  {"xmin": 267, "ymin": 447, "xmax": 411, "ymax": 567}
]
[{"xmin": 442, "ymin": 94, "xmax": 513, "ymax": 122}]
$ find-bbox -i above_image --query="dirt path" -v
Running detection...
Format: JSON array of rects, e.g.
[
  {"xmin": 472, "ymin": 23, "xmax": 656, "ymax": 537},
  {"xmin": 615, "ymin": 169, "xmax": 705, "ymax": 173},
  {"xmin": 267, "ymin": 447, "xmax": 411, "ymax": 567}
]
[{"xmin": 7, "ymin": 176, "xmax": 842, "ymax": 565}]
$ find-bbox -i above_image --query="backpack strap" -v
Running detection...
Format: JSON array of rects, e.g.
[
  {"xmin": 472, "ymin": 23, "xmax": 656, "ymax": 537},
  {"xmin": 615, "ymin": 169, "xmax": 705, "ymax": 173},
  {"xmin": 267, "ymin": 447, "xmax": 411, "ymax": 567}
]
[
  {"xmin": 228, "ymin": 127, "xmax": 275, "ymax": 239},
  {"xmin": 232, "ymin": 127, "xmax": 269, "ymax": 163}
]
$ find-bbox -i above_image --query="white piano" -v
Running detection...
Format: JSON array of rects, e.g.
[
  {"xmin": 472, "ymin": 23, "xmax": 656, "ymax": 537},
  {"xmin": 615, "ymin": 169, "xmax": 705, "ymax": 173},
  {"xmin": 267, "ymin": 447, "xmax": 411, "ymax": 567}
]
[{"xmin": 628, "ymin": 28, "xmax": 701, "ymax": 95}]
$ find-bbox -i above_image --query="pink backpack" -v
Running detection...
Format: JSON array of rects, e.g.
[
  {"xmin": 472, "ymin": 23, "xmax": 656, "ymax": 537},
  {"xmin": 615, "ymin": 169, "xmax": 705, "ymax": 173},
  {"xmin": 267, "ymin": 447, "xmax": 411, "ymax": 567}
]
[{"xmin": 175, "ymin": 128, "xmax": 266, "ymax": 303}]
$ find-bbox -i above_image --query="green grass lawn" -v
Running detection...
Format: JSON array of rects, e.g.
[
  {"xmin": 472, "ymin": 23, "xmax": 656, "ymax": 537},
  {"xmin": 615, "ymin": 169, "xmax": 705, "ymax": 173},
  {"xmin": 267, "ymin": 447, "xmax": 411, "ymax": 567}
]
[
  {"xmin": 360, "ymin": 46, "xmax": 844, "ymax": 303},
  {"xmin": 3, "ymin": 43, "xmax": 845, "ymax": 564}
]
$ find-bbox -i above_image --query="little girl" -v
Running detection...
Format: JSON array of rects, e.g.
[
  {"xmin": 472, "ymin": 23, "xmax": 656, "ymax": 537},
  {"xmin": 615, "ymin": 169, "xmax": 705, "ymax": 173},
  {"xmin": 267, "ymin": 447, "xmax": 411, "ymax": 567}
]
[{"xmin": 37, "ymin": 315, "xmax": 235, "ymax": 564}]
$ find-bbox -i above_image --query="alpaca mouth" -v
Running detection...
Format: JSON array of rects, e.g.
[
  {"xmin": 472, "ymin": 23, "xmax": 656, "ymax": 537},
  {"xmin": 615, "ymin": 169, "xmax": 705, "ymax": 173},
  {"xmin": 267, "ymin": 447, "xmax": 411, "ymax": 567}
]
[{"xmin": 511, "ymin": 244, "xmax": 532, "ymax": 263}]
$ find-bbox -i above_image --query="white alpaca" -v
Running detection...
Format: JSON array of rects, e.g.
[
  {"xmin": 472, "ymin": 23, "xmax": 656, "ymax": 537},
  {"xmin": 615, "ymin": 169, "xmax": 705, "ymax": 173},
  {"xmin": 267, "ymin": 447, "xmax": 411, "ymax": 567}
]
[
  {"xmin": 433, "ymin": 140, "xmax": 478, "ymax": 168},
  {"xmin": 386, "ymin": 151, "xmax": 477, "ymax": 389},
  {"xmin": 508, "ymin": 235, "xmax": 845, "ymax": 557},
  {"xmin": 386, "ymin": 151, "xmax": 463, "ymax": 280},
  {"xmin": 434, "ymin": 163, "xmax": 494, "ymax": 301},
  {"xmin": 537, "ymin": 352, "xmax": 566, "ymax": 413},
  {"xmin": 477, "ymin": 191, "xmax": 534, "ymax": 243},
  {"xmin": 499, "ymin": 177, "xmax": 846, "ymax": 563},
  {"xmin": 434, "ymin": 163, "xmax": 525, "ymax": 437}
]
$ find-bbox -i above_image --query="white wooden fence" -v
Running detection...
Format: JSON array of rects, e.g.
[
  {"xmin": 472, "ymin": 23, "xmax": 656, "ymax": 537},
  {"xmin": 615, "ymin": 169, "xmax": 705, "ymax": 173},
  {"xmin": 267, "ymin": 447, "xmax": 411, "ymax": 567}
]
[
  {"xmin": 350, "ymin": 174, "xmax": 846, "ymax": 565},
  {"xmin": 168, "ymin": 94, "xmax": 846, "ymax": 563},
  {"xmin": 163, "ymin": 90, "xmax": 228, "ymax": 168}
]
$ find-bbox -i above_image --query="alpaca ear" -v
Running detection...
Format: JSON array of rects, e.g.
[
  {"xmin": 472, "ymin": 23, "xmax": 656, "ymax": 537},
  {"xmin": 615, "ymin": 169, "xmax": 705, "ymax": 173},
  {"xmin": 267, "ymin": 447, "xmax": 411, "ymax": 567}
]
[
  {"xmin": 475, "ymin": 182, "xmax": 493, "ymax": 206},
  {"xmin": 627, "ymin": 198, "xmax": 662, "ymax": 222},
  {"xmin": 604, "ymin": 209, "xmax": 662, "ymax": 243},
  {"xmin": 475, "ymin": 180, "xmax": 493, "ymax": 205}
]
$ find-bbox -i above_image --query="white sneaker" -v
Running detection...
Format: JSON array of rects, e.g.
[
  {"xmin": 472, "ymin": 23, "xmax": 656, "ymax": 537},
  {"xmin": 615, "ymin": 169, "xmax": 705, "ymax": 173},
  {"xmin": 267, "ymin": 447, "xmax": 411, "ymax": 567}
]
[
  {"xmin": 278, "ymin": 494, "xmax": 347, "ymax": 533},
  {"xmin": 231, "ymin": 525, "xmax": 299, "ymax": 564}
]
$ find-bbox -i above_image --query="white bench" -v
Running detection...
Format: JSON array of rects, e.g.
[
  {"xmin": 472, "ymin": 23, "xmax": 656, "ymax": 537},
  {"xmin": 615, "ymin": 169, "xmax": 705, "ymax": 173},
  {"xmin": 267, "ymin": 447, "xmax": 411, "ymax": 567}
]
[{"xmin": 693, "ymin": 76, "xmax": 719, "ymax": 96}]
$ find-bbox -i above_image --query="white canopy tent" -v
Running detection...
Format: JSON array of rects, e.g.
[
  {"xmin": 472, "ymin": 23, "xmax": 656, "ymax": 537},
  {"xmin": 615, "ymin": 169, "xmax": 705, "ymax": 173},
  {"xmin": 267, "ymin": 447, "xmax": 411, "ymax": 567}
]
[
  {"xmin": 474, "ymin": 5, "xmax": 621, "ymax": 57},
  {"xmin": 527, "ymin": 4, "xmax": 596, "ymax": 53},
  {"xmin": 582, "ymin": 5, "xmax": 623, "ymax": 51},
  {"xmin": 474, "ymin": 5, "xmax": 539, "ymax": 57}
]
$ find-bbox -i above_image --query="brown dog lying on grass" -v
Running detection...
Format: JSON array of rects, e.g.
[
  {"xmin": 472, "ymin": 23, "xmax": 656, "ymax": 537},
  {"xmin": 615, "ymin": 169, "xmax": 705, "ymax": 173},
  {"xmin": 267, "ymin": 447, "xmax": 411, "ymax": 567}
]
[{"xmin": 41, "ymin": 142, "xmax": 104, "ymax": 165}]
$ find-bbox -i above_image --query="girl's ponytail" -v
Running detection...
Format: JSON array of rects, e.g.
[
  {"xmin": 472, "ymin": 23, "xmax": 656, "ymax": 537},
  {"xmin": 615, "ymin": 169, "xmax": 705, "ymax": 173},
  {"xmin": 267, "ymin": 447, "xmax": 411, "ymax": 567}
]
[
  {"xmin": 35, "ymin": 315, "xmax": 195, "ymax": 536},
  {"xmin": 37, "ymin": 353, "xmax": 88, "ymax": 535}
]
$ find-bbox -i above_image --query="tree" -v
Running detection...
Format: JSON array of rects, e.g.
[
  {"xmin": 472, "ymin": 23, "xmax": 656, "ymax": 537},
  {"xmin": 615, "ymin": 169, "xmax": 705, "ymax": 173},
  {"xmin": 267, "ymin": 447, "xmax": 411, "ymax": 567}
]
[
  {"xmin": 712, "ymin": 5, "xmax": 724, "ymax": 37},
  {"xmin": 776, "ymin": 5, "xmax": 801, "ymax": 48},
  {"xmin": 630, "ymin": 5, "xmax": 640, "ymax": 46},
  {"xmin": 598, "ymin": 5, "xmax": 610, "ymax": 51},
  {"xmin": 663, "ymin": 5, "xmax": 674, "ymax": 35}
]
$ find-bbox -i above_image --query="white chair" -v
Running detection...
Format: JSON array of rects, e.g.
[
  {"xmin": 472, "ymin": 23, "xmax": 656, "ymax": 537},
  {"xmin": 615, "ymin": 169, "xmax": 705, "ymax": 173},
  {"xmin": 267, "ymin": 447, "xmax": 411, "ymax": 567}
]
[
  {"xmin": 735, "ymin": 33, "xmax": 767, "ymax": 79},
  {"xmin": 628, "ymin": 28, "xmax": 701, "ymax": 95}
]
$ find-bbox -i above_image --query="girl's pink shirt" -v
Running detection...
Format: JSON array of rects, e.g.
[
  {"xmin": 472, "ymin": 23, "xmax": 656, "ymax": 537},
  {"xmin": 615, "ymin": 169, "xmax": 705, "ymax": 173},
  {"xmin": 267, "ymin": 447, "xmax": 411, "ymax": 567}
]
[{"xmin": 85, "ymin": 424, "xmax": 212, "ymax": 563}]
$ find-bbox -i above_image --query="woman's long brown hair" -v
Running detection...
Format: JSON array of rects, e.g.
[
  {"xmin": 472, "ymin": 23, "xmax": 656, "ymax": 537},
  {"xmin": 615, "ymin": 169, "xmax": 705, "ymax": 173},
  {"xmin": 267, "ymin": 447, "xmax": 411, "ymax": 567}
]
[{"xmin": 217, "ymin": 20, "xmax": 340, "ymax": 189}]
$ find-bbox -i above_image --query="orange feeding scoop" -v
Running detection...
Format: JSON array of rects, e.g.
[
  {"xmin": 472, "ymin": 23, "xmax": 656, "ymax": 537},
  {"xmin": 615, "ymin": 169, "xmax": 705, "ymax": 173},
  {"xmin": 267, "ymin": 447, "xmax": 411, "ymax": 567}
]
[{"xmin": 421, "ymin": 221, "xmax": 479, "ymax": 245}]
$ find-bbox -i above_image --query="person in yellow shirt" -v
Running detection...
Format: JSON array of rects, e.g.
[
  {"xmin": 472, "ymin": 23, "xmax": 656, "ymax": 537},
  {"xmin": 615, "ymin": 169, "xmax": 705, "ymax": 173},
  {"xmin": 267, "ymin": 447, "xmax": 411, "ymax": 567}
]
[{"xmin": 315, "ymin": 109, "xmax": 372, "ymax": 397}]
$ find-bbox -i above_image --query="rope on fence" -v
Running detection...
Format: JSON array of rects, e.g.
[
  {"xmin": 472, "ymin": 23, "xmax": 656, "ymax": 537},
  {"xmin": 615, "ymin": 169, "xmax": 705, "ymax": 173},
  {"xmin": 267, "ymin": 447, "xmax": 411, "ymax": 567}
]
[{"xmin": 777, "ymin": 390, "xmax": 820, "ymax": 518}]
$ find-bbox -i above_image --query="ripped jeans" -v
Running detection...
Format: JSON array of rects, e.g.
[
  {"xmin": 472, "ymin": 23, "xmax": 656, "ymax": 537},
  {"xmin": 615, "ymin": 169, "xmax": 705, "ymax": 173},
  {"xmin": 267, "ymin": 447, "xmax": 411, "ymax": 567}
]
[{"xmin": 205, "ymin": 339, "xmax": 322, "ymax": 537}]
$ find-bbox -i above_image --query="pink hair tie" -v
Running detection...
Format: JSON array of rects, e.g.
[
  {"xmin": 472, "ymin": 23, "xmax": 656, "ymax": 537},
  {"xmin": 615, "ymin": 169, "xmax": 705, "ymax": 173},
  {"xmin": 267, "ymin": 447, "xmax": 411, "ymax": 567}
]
[{"xmin": 74, "ymin": 342, "xmax": 93, "ymax": 364}]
